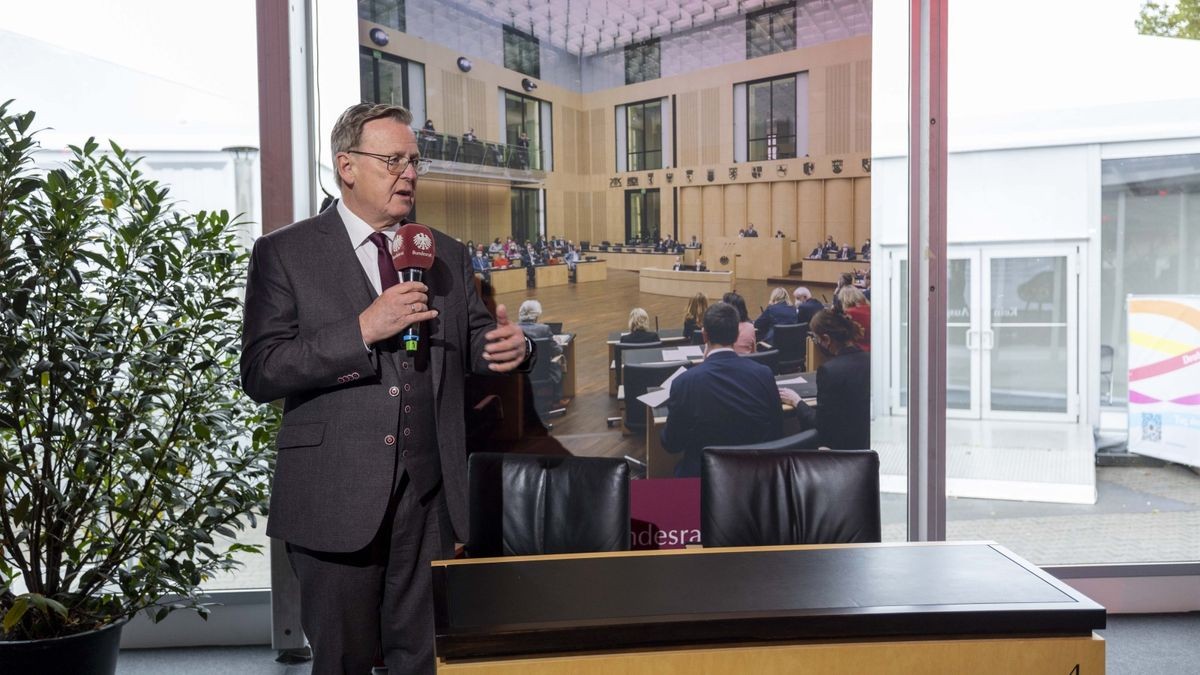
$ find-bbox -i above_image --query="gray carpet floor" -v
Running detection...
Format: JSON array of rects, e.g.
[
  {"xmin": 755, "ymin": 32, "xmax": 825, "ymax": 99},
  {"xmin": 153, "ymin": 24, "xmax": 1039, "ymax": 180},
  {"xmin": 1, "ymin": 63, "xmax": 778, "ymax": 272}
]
[{"xmin": 116, "ymin": 612, "xmax": 1200, "ymax": 674}]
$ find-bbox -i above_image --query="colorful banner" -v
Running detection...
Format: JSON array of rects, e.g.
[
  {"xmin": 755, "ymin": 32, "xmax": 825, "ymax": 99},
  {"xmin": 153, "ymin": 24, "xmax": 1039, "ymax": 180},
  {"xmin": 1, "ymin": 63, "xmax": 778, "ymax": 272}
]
[{"xmin": 1127, "ymin": 296, "xmax": 1200, "ymax": 467}]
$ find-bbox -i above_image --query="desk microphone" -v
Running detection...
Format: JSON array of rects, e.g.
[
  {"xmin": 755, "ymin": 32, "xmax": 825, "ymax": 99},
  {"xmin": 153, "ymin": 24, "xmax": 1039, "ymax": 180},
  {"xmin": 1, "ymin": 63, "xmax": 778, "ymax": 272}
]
[{"xmin": 391, "ymin": 223, "xmax": 437, "ymax": 355}]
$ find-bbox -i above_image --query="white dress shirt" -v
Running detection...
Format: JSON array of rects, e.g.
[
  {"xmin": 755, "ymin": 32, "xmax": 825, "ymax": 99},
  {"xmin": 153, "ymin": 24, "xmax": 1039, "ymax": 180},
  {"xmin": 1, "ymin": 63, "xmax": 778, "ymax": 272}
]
[{"xmin": 338, "ymin": 199, "xmax": 400, "ymax": 296}]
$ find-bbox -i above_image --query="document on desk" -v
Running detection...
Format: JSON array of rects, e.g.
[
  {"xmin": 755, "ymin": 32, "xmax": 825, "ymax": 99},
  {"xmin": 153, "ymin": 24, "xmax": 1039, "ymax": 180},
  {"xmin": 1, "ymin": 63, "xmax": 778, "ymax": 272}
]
[
  {"xmin": 636, "ymin": 366, "xmax": 689, "ymax": 408},
  {"xmin": 777, "ymin": 374, "xmax": 808, "ymax": 385},
  {"xmin": 553, "ymin": 334, "xmax": 570, "ymax": 346},
  {"xmin": 660, "ymin": 345, "xmax": 705, "ymax": 361}
]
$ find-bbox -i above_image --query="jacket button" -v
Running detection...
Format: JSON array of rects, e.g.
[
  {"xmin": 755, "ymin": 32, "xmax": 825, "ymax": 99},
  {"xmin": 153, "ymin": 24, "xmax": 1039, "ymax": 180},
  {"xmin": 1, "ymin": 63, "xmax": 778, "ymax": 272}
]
[
  {"xmin": 404, "ymin": 384, "xmax": 412, "ymax": 392},
  {"xmin": 337, "ymin": 376, "xmax": 347, "ymax": 384},
  {"xmin": 403, "ymin": 428, "xmax": 412, "ymax": 437},
  {"xmin": 401, "ymin": 362, "xmax": 410, "ymax": 370},
  {"xmin": 384, "ymin": 435, "xmax": 396, "ymax": 446},
  {"xmin": 401, "ymin": 450, "xmax": 409, "ymax": 458},
  {"xmin": 389, "ymin": 386, "xmax": 400, "ymax": 397},
  {"xmin": 403, "ymin": 404, "xmax": 412, "ymax": 414},
  {"xmin": 351, "ymin": 372, "xmax": 360, "ymax": 380}
]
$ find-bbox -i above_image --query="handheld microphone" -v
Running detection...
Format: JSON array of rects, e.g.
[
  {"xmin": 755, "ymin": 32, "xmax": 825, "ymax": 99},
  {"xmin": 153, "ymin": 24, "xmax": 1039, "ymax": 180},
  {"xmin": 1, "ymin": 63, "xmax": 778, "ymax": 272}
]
[{"xmin": 391, "ymin": 223, "xmax": 437, "ymax": 355}]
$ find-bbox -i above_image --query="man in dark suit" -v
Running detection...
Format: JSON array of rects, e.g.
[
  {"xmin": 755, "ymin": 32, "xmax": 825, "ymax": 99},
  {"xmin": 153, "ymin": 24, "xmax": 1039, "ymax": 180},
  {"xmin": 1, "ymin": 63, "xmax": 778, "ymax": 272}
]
[
  {"xmin": 793, "ymin": 286, "xmax": 825, "ymax": 324},
  {"xmin": 662, "ymin": 303, "xmax": 783, "ymax": 478},
  {"xmin": 240, "ymin": 103, "xmax": 532, "ymax": 674}
]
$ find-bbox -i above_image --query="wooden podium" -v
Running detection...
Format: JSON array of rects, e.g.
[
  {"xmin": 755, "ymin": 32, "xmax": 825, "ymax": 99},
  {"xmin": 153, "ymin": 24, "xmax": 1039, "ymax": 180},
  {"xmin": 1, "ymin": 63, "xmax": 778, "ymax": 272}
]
[{"xmin": 708, "ymin": 237, "xmax": 792, "ymax": 280}]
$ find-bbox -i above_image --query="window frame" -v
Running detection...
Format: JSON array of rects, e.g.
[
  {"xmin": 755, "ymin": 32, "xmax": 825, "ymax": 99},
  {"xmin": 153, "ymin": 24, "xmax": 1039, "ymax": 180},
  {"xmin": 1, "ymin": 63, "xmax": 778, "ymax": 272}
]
[
  {"xmin": 624, "ymin": 98, "xmax": 664, "ymax": 172},
  {"xmin": 745, "ymin": 3, "xmax": 797, "ymax": 59},
  {"xmin": 745, "ymin": 74, "xmax": 798, "ymax": 161},
  {"xmin": 359, "ymin": 48, "xmax": 411, "ymax": 107},
  {"xmin": 624, "ymin": 38, "xmax": 661, "ymax": 85},
  {"xmin": 358, "ymin": 0, "xmax": 405, "ymax": 32},
  {"xmin": 503, "ymin": 25, "xmax": 541, "ymax": 79}
]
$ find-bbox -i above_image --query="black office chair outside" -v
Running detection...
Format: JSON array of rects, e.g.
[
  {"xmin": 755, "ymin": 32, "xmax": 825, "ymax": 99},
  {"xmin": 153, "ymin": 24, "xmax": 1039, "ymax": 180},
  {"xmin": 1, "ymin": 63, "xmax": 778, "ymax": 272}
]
[
  {"xmin": 742, "ymin": 348, "xmax": 780, "ymax": 375},
  {"xmin": 772, "ymin": 322, "xmax": 808, "ymax": 373},
  {"xmin": 623, "ymin": 361, "xmax": 688, "ymax": 433},
  {"xmin": 701, "ymin": 445, "xmax": 880, "ymax": 548},
  {"xmin": 466, "ymin": 453, "xmax": 630, "ymax": 557}
]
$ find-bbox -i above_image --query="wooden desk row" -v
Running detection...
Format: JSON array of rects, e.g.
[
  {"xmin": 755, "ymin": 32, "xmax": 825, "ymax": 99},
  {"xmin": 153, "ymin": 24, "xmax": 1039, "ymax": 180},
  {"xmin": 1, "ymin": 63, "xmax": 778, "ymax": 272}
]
[
  {"xmin": 800, "ymin": 258, "xmax": 871, "ymax": 284},
  {"xmin": 485, "ymin": 261, "xmax": 608, "ymax": 295},
  {"xmin": 638, "ymin": 267, "xmax": 734, "ymax": 299}
]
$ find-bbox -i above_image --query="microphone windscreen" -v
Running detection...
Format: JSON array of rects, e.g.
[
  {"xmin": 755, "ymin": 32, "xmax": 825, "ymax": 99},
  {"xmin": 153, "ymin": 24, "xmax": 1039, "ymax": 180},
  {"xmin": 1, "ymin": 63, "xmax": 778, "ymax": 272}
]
[{"xmin": 392, "ymin": 223, "xmax": 437, "ymax": 271}]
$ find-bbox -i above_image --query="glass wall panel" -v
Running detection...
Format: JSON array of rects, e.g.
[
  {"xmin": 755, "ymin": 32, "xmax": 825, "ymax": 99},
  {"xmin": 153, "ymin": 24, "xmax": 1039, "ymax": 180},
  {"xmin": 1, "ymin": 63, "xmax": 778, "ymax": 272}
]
[
  {"xmin": 503, "ymin": 25, "xmax": 540, "ymax": 79},
  {"xmin": 746, "ymin": 4, "xmax": 796, "ymax": 59},
  {"xmin": 504, "ymin": 90, "xmax": 545, "ymax": 170},
  {"xmin": 747, "ymin": 75, "xmax": 797, "ymax": 161},
  {"xmin": 626, "ymin": 99, "xmax": 663, "ymax": 171},
  {"xmin": 359, "ymin": 0, "xmax": 405, "ymax": 31}
]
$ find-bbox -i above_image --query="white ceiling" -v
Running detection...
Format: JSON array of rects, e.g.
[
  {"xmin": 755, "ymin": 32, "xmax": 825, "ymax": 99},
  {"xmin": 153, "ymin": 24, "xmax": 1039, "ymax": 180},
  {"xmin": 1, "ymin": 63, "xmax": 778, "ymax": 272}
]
[{"xmin": 444, "ymin": 0, "xmax": 872, "ymax": 57}]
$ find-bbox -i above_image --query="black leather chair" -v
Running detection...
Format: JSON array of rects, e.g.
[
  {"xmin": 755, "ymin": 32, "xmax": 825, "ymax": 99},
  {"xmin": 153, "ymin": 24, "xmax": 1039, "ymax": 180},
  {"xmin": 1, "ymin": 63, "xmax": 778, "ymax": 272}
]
[
  {"xmin": 466, "ymin": 453, "xmax": 630, "ymax": 557},
  {"xmin": 527, "ymin": 337, "xmax": 562, "ymax": 418},
  {"xmin": 613, "ymin": 340, "xmax": 663, "ymax": 393},
  {"xmin": 771, "ymin": 322, "xmax": 808, "ymax": 373},
  {"xmin": 742, "ymin": 348, "xmax": 780, "ymax": 375},
  {"xmin": 623, "ymin": 361, "xmax": 688, "ymax": 433},
  {"xmin": 700, "ymin": 445, "xmax": 881, "ymax": 548}
]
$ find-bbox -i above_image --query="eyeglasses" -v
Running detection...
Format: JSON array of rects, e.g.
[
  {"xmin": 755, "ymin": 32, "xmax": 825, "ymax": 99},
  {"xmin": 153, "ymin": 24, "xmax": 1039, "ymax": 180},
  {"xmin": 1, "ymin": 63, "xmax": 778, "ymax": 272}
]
[{"xmin": 346, "ymin": 150, "xmax": 431, "ymax": 176}]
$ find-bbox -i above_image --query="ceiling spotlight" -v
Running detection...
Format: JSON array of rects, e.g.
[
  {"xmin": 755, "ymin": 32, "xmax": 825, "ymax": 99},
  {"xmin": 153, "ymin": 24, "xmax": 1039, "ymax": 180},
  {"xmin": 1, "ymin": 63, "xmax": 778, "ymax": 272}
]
[
  {"xmin": 521, "ymin": 77, "xmax": 538, "ymax": 92},
  {"xmin": 368, "ymin": 28, "xmax": 389, "ymax": 46},
  {"xmin": 457, "ymin": 56, "xmax": 473, "ymax": 72}
]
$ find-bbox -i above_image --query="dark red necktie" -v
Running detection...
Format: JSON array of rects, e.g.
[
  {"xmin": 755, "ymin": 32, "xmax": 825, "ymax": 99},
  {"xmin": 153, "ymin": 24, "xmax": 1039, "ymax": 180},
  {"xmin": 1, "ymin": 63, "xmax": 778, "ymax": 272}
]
[{"xmin": 368, "ymin": 232, "xmax": 400, "ymax": 293}]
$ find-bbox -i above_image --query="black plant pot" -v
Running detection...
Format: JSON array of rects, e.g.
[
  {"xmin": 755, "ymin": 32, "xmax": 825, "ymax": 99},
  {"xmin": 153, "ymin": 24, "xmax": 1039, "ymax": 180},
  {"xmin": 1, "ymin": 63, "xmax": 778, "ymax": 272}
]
[{"xmin": 0, "ymin": 618, "xmax": 127, "ymax": 675}]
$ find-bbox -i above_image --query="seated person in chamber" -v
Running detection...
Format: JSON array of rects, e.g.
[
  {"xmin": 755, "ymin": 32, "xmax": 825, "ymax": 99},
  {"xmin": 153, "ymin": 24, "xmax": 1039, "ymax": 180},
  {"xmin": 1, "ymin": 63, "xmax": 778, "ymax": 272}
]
[
  {"xmin": 838, "ymin": 286, "xmax": 871, "ymax": 352},
  {"xmin": 696, "ymin": 258, "xmax": 707, "ymax": 271},
  {"xmin": 779, "ymin": 308, "xmax": 870, "ymax": 450},
  {"xmin": 688, "ymin": 235, "xmax": 700, "ymax": 249},
  {"xmin": 721, "ymin": 292, "xmax": 757, "ymax": 355},
  {"xmin": 620, "ymin": 308, "xmax": 660, "ymax": 344},
  {"xmin": 793, "ymin": 286, "xmax": 825, "ymax": 325},
  {"xmin": 744, "ymin": 223, "xmax": 759, "ymax": 237},
  {"xmin": 833, "ymin": 272, "xmax": 855, "ymax": 309},
  {"xmin": 837, "ymin": 244, "xmax": 857, "ymax": 261},
  {"xmin": 861, "ymin": 238, "xmax": 871, "ymax": 259},
  {"xmin": 564, "ymin": 245, "xmax": 580, "ymax": 271},
  {"xmin": 517, "ymin": 300, "xmax": 563, "ymax": 399},
  {"xmin": 671, "ymin": 255, "xmax": 683, "ymax": 271},
  {"xmin": 682, "ymin": 293, "xmax": 708, "ymax": 344},
  {"xmin": 663, "ymin": 302, "xmax": 784, "ymax": 478},
  {"xmin": 488, "ymin": 237, "xmax": 503, "ymax": 254},
  {"xmin": 823, "ymin": 235, "xmax": 839, "ymax": 254},
  {"xmin": 471, "ymin": 245, "xmax": 490, "ymax": 281},
  {"xmin": 754, "ymin": 287, "xmax": 798, "ymax": 344}
]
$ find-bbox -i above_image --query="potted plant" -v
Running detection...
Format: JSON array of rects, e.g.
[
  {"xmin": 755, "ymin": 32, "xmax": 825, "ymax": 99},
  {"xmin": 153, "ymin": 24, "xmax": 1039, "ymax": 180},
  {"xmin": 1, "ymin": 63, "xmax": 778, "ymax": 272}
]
[{"xmin": 0, "ymin": 101, "xmax": 278, "ymax": 673}]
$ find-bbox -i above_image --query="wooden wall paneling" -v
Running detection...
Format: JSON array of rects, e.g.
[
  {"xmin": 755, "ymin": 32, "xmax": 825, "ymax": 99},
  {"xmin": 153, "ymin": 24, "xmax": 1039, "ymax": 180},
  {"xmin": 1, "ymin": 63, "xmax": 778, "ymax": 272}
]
[
  {"xmin": 723, "ymin": 184, "xmax": 748, "ymax": 238},
  {"xmin": 440, "ymin": 70, "xmax": 466, "ymax": 135},
  {"xmin": 798, "ymin": 180, "xmax": 825, "ymax": 253},
  {"xmin": 854, "ymin": 60, "xmax": 872, "ymax": 154},
  {"xmin": 680, "ymin": 186, "xmax": 703, "ymax": 245},
  {"xmin": 854, "ymin": 177, "xmax": 871, "ymax": 248},
  {"xmin": 676, "ymin": 91, "xmax": 699, "ymax": 168},
  {"xmin": 418, "ymin": 179, "xmax": 448, "ymax": 235},
  {"xmin": 702, "ymin": 185, "xmax": 724, "ymax": 245},
  {"xmin": 746, "ymin": 183, "xmax": 771, "ymax": 235},
  {"xmin": 591, "ymin": 109, "xmax": 607, "ymax": 175},
  {"xmin": 594, "ymin": 191, "xmax": 609, "ymax": 244},
  {"xmin": 577, "ymin": 109, "xmax": 591, "ymax": 176},
  {"xmin": 547, "ymin": 188, "xmax": 566, "ymax": 242},
  {"xmin": 560, "ymin": 108, "xmax": 577, "ymax": 174},
  {"xmin": 824, "ymin": 178, "xmax": 854, "ymax": 249},
  {"xmin": 468, "ymin": 183, "xmax": 489, "ymax": 243},
  {"xmin": 700, "ymin": 87, "xmax": 721, "ymax": 165},
  {"xmin": 465, "ymin": 77, "xmax": 487, "ymax": 137},
  {"xmin": 771, "ymin": 181, "xmax": 798, "ymax": 240},
  {"xmin": 823, "ymin": 63, "xmax": 852, "ymax": 155},
  {"xmin": 561, "ymin": 190, "xmax": 577, "ymax": 243}
]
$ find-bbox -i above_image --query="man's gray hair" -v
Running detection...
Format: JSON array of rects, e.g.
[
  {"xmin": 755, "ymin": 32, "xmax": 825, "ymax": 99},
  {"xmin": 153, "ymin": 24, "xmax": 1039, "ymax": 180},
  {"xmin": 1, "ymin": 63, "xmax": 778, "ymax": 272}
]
[
  {"xmin": 518, "ymin": 300, "xmax": 543, "ymax": 323},
  {"xmin": 330, "ymin": 103, "xmax": 413, "ymax": 187},
  {"xmin": 793, "ymin": 286, "xmax": 812, "ymax": 301}
]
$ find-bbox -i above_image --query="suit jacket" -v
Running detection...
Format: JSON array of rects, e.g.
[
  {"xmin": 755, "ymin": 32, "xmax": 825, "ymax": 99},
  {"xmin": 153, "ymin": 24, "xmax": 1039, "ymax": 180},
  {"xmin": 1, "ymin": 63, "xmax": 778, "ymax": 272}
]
[
  {"xmin": 796, "ymin": 298, "xmax": 824, "ymax": 325},
  {"xmin": 663, "ymin": 351, "xmax": 783, "ymax": 477},
  {"xmin": 240, "ymin": 207, "xmax": 497, "ymax": 552},
  {"xmin": 796, "ymin": 349, "xmax": 871, "ymax": 450},
  {"xmin": 620, "ymin": 329, "xmax": 660, "ymax": 344},
  {"xmin": 753, "ymin": 303, "xmax": 799, "ymax": 343}
]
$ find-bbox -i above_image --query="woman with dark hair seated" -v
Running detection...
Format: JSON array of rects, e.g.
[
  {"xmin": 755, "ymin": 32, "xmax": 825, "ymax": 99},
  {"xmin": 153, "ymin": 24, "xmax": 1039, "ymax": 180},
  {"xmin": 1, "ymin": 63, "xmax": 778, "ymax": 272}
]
[
  {"xmin": 620, "ymin": 307, "xmax": 660, "ymax": 344},
  {"xmin": 682, "ymin": 293, "xmax": 708, "ymax": 344},
  {"xmin": 721, "ymin": 292, "xmax": 757, "ymax": 355},
  {"xmin": 779, "ymin": 308, "xmax": 870, "ymax": 449}
]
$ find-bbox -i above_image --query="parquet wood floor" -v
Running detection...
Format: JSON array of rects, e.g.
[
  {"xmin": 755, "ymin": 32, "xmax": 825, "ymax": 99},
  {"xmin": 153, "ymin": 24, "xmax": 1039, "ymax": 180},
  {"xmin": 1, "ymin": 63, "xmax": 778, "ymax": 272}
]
[{"xmin": 490, "ymin": 269, "xmax": 783, "ymax": 460}]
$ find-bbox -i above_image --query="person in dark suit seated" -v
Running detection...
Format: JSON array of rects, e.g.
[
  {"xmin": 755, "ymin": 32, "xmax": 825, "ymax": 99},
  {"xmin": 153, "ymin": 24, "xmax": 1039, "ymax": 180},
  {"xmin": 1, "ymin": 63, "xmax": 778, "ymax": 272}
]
[
  {"xmin": 521, "ymin": 244, "xmax": 540, "ymax": 286},
  {"xmin": 517, "ymin": 300, "xmax": 563, "ymax": 400},
  {"xmin": 822, "ymin": 235, "xmax": 839, "ymax": 254},
  {"xmin": 663, "ymin": 302, "xmax": 784, "ymax": 477},
  {"xmin": 620, "ymin": 307, "xmax": 660, "ymax": 344},
  {"xmin": 861, "ymin": 238, "xmax": 871, "ymax": 259},
  {"xmin": 753, "ymin": 287, "xmax": 798, "ymax": 343},
  {"xmin": 671, "ymin": 255, "xmax": 683, "ymax": 271},
  {"xmin": 681, "ymin": 293, "xmax": 708, "ymax": 344},
  {"xmin": 793, "ymin": 286, "xmax": 825, "ymax": 325},
  {"xmin": 779, "ymin": 308, "xmax": 870, "ymax": 450},
  {"xmin": 837, "ymin": 244, "xmax": 856, "ymax": 261},
  {"xmin": 471, "ymin": 246, "xmax": 491, "ymax": 282},
  {"xmin": 696, "ymin": 258, "xmax": 707, "ymax": 271},
  {"xmin": 807, "ymin": 245, "xmax": 823, "ymax": 259},
  {"xmin": 744, "ymin": 223, "xmax": 759, "ymax": 237}
]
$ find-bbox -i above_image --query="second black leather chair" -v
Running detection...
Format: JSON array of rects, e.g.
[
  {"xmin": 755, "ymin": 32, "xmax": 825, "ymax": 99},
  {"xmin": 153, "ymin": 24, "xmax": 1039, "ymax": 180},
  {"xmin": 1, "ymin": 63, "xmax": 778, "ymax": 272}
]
[
  {"xmin": 700, "ymin": 447, "xmax": 881, "ymax": 548},
  {"xmin": 466, "ymin": 453, "xmax": 631, "ymax": 557}
]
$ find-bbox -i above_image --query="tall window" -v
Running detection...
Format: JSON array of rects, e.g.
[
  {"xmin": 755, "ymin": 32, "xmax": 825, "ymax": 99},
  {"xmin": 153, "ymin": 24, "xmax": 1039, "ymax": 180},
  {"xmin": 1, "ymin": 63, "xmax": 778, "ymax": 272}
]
[
  {"xmin": 511, "ymin": 188, "xmax": 543, "ymax": 244},
  {"xmin": 746, "ymin": 4, "xmax": 796, "ymax": 59},
  {"xmin": 504, "ymin": 90, "xmax": 546, "ymax": 171},
  {"xmin": 358, "ymin": 0, "xmax": 405, "ymax": 31},
  {"xmin": 360, "ymin": 48, "xmax": 411, "ymax": 107},
  {"xmin": 625, "ymin": 100, "xmax": 664, "ymax": 172},
  {"xmin": 747, "ymin": 75, "xmax": 797, "ymax": 161},
  {"xmin": 503, "ymin": 26, "xmax": 540, "ymax": 79},
  {"xmin": 624, "ymin": 38, "xmax": 661, "ymax": 85},
  {"xmin": 625, "ymin": 189, "xmax": 661, "ymax": 243}
]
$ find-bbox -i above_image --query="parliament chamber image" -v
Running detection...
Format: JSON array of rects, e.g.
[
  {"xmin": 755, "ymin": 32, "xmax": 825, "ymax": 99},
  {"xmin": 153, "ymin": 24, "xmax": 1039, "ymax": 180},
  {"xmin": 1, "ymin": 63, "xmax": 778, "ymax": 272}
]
[{"xmin": 2, "ymin": 0, "xmax": 1199, "ymax": 673}]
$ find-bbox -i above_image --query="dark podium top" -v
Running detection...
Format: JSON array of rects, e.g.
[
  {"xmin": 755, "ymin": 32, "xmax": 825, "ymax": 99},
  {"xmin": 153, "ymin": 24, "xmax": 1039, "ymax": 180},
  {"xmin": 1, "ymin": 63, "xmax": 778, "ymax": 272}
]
[{"xmin": 432, "ymin": 542, "xmax": 1105, "ymax": 660}]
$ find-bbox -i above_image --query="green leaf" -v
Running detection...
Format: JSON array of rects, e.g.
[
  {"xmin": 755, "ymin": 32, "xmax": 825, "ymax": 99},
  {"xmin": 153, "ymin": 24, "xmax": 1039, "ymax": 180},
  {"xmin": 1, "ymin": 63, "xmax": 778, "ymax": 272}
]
[{"xmin": 3, "ymin": 595, "xmax": 29, "ymax": 632}]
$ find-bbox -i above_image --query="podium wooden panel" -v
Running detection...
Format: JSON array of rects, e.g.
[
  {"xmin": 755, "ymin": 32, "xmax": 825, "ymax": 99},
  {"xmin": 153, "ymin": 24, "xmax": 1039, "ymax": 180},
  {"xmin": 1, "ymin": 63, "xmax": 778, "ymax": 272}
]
[
  {"xmin": 433, "ymin": 543, "xmax": 1106, "ymax": 673},
  {"xmin": 573, "ymin": 260, "xmax": 607, "ymax": 283},
  {"xmin": 708, "ymin": 237, "xmax": 792, "ymax": 280},
  {"xmin": 488, "ymin": 267, "xmax": 526, "ymax": 295},
  {"xmin": 801, "ymin": 258, "xmax": 870, "ymax": 284},
  {"xmin": 638, "ymin": 268, "xmax": 734, "ymax": 299},
  {"xmin": 534, "ymin": 264, "xmax": 568, "ymax": 288},
  {"xmin": 595, "ymin": 250, "xmax": 677, "ymax": 271}
]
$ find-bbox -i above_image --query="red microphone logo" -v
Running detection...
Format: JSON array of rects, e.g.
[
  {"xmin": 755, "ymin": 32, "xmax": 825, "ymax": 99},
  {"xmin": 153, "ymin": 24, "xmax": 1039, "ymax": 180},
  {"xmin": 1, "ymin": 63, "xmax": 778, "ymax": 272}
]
[{"xmin": 392, "ymin": 223, "xmax": 436, "ymax": 272}]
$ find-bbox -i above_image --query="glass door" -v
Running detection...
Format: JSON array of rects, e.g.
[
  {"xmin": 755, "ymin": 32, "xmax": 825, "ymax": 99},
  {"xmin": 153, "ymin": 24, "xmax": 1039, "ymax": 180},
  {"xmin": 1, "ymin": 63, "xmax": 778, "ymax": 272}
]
[{"xmin": 981, "ymin": 246, "xmax": 1079, "ymax": 421}]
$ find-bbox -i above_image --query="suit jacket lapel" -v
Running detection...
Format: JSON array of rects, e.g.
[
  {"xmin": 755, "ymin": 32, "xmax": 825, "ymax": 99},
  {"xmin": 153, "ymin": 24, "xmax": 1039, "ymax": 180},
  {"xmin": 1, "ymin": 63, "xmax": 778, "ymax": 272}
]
[
  {"xmin": 428, "ymin": 256, "xmax": 448, "ymax": 405},
  {"xmin": 317, "ymin": 207, "xmax": 376, "ymax": 312}
]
